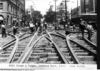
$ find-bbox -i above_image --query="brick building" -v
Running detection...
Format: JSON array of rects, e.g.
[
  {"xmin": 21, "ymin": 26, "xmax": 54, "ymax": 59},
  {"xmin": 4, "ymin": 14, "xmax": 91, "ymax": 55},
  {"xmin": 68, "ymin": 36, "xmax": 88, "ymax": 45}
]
[{"xmin": 0, "ymin": 0, "xmax": 25, "ymax": 25}]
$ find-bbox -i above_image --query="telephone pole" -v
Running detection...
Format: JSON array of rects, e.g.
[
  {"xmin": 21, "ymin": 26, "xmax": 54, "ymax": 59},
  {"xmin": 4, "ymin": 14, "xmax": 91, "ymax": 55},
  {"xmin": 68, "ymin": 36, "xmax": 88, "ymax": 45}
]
[
  {"xmin": 16, "ymin": 0, "xmax": 18, "ymax": 20},
  {"xmin": 65, "ymin": 0, "xmax": 67, "ymax": 24},
  {"xmin": 77, "ymin": 0, "xmax": 79, "ymax": 16},
  {"xmin": 54, "ymin": 0, "xmax": 57, "ymax": 30},
  {"xmin": 55, "ymin": 0, "xmax": 56, "ymax": 22}
]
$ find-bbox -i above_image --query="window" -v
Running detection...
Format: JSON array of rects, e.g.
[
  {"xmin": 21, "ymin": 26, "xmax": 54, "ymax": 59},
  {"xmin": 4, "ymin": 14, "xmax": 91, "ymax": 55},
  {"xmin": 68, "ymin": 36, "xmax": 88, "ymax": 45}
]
[{"xmin": 0, "ymin": 3, "xmax": 3, "ymax": 9}]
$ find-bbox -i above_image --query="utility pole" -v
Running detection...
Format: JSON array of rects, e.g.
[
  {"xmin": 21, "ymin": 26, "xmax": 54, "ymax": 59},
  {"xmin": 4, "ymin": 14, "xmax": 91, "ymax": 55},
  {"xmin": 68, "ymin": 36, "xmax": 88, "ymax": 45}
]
[
  {"xmin": 53, "ymin": 0, "xmax": 57, "ymax": 30},
  {"xmin": 77, "ymin": 0, "xmax": 79, "ymax": 16},
  {"xmin": 55, "ymin": 0, "xmax": 57, "ymax": 29},
  {"xmin": 16, "ymin": 0, "xmax": 18, "ymax": 20},
  {"xmin": 65, "ymin": 0, "xmax": 67, "ymax": 24}
]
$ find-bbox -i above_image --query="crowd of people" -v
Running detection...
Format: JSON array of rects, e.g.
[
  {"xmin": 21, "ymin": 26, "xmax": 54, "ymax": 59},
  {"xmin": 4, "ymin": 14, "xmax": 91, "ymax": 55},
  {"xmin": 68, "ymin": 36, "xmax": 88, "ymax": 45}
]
[
  {"xmin": 0, "ymin": 17, "xmax": 48, "ymax": 37},
  {"xmin": 0, "ymin": 17, "xmax": 96, "ymax": 41}
]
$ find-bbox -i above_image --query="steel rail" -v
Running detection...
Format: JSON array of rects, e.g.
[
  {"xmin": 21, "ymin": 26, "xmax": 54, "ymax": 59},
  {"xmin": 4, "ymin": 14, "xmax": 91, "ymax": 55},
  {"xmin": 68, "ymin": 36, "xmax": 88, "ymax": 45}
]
[
  {"xmin": 45, "ymin": 31, "xmax": 68, "ymax": 64},
  {"xmin": 56, "ymin": 31, "xmax": 96, "ymax": 55},
  {"xmin": 7, "ymin": 35, "xmax": 19, "ymax": 63},
  {"xmin": 83, "ymin": 37, "xmax": 97, "ymax": 48},
  {"xmin": 1, "ymin": 33, "xmax": 32, "ymax": 51},
  {"xmin": 49, "ymin": 32, "xmax": 66, "ymax": 39},
  {"xmin": 70, "ymin": 39, "xmax": 96, "ymax": 56},
  {"xmin": 66, "ymin": 36, "xmax": 80, "ymax": 64},
  {"xmin": 19, "ymin": 34, "xmax": 45, "ymax": 63},
  {"xmin": 0, "ymin": 32, "xmax": 34, "ymax": 63},
  {"xmin": 2, "ymin": 32, "xmax": 29, "ymax": 48},
  {"xmin": 56, "ymin": 31, "xmax": 66, "ymax": 37},
  {"xmin": 8, "ymin": 33, "xmax": 35, "ymax": 63},
  {"xmin": 17, "ymin": 28, "xmax": 40, "ymax": 63},
  {"xmin": 0, "ymin": 34, "xmax": 16, "ymax": 50},
  {"xmin": 50, "ymin": 32, "xmax": 80, "ymax": 64},
  {"xmin": 0, "ymin": 33, "xmax": 26, "ymax": 50},
  {"xmin": 55, "ymin": 31, "xmax": 97, "ymax": 64}
]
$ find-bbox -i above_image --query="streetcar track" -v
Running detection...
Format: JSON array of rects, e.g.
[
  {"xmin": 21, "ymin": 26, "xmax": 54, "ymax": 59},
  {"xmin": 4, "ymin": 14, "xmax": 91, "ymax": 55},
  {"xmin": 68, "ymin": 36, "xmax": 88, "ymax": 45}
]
[
  {"xmin": 68, "ymin": 39, "xmax": 96, "ymax": 64},
  {"xmin": 0, "ymin": 32, "xmax": 35, "ymax": 63},
  {"xmin": 56, "ymin": 31, "xmax": 96, "ymax": 54},
  {"xmin": 18, "ymin": 32, "xmax": 68, "ymax": 64},
  {"xmin": 47, "ymin": 31, "xmax": 80, "ymax": 64},
  {"xmin": 0, "ymin": 28, "xmax": 96, "ymax": 64},
  {"xmin": 1, "ymin": 32, "xmax": 33, "ymax": 51},
  {"xmin": 69, "ymin": 39, "xmax": 96, "ymax": 55},
  {"xmin": 18, "ymin": 31, "xmax": 44, "ymax": 63},
  {"xmin": 83, "ymin": 37, "xmax": 97, "ymax": 48},
  {"xmin": 56, "ymin": 31, "xmax": 96, "ymax": 64},
  {"xmin": 19, "ymin": 35, "xmax": 46, "ymax": 63}
]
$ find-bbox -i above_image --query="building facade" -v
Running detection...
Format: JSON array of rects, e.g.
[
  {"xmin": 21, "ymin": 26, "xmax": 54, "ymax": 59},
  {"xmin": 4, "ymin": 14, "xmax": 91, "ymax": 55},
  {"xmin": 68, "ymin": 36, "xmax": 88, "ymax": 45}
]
[
  {"xmin": 71, "ymin": 0, "xmax": 97, "ymax": 23},
  {"xmin": 80, "ymin": 0, "xmax": 96, "ymax": 14},
  {"xmin": 0, "ymin": 0, "xmax": 25, "ymax": 25}
]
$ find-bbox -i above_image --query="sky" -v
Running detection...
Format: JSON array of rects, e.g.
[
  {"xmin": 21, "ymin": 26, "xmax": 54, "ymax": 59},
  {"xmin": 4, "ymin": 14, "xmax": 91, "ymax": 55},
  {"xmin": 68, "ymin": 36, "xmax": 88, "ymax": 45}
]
[{"xmin": 25, "ymin": 0, "xmax": 80, "ymax": 15}]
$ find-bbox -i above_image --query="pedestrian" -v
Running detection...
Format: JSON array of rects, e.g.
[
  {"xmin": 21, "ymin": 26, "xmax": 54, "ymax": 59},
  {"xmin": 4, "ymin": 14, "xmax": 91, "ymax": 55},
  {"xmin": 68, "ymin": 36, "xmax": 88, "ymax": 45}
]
[
  {"xmin": 1, "ymin": 22, "xmax": 6, "ymax": 38},
  {"xmin": 29, "ymin": 21, "xmax": 34, "ymax": 33},
  {"xmin": 65, "ymin": 30, "xmax": 70, "ymax": 36},
  {"xmin": 79, "ymin": 19, "xmax": 86, "ymax": 38},
  {"xmin": 86, "ymin": 24, "xmax": 93, "ymax": 40},
  {"xmin": 44, "ymin": 22, "xmax": 47, "ymax": 30},
  {"xmin": 13, "ymin": 25, "xmax": 17, "ymax": 35},
  {"xmin": 63, "ymin": 19, "xmax": 66, "ymax": 30},
  {"xmin": 39, "ymin": 22, "xmax": 42, "ymax": 34},
  {"xmin": 35, "ymin": 22, "xmax": 38, "ymax": 31}
]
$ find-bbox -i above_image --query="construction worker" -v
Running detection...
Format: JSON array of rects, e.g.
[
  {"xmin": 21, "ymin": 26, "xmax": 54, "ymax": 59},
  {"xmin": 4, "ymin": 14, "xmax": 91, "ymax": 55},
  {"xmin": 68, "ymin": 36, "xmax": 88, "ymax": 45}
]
[
  {"xmin": 79, "ymin": 19, "xmax": 86, "ymax": 38},
  {"xmin": 1, "ymin": 22, "xmax": 6, "ymax": 38},
  {"xmin": 29, "ymin": 21, "xmax": 34, "ymax": 33},
  {"xmin": 13, "ymin": 25, "xmax": 17, "ymax": 35},
  {"xmin": 12, "ymin": 21, "xmax": 18, "ymax": 35},
  {"xmin": 86, "ymin": 24, "xmax": 93, "ymax": 41}
]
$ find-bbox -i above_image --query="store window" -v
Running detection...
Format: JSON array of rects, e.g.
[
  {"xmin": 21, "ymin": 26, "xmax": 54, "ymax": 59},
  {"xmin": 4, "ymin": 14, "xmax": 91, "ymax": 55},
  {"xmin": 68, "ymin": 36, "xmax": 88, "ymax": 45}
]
[{"xmin": 0, "ymin": 3, "xmax": 3, "ymax": 9}]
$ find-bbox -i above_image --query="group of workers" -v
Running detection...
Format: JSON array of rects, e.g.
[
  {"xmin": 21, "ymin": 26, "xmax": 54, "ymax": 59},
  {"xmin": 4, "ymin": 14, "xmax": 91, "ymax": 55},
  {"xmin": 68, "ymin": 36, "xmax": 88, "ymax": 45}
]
[
  {"xmin": 64, "ymin": 18, "xmax": 94, "ymax": 41},
  {"xmin": 0, "ymin": 20, "xmax": 18, "ymax": 38},
  {"xmin": 0, "ymin": 19, "xmax": 47, "ymax": 37},
  {"xmin": 58, "ymin": 18, "xmax": 94, "ymax": 41},
  {"xmin": 28, "ymin": 19, "xmax": 47, "ymax": 34},
  {"xmin": 0, "ymin": 17, "xmax": 95, "ymax": 41}
]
